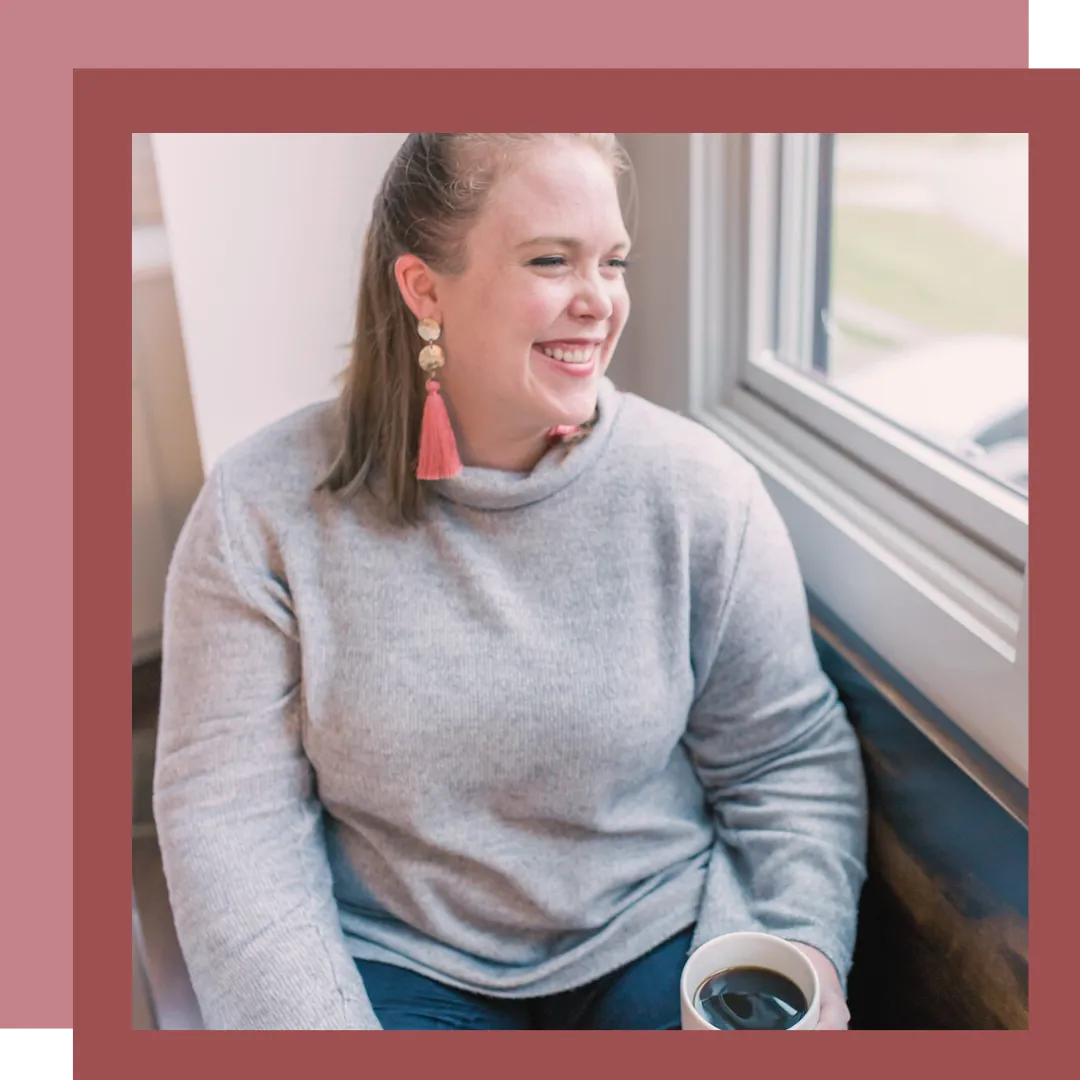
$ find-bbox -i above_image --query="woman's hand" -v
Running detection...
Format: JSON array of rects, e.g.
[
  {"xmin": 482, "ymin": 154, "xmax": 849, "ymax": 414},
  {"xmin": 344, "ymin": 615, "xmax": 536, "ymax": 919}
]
[{"xmin": 790, "ymin": 943, "xmax": 850, "ymax": 1029}]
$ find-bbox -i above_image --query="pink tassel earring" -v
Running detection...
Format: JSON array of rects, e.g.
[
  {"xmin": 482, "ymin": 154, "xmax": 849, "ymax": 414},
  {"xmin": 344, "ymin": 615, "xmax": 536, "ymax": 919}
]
[{"xmin": 415, "ymin": 317, "xmax": 462, "ymax": 480}]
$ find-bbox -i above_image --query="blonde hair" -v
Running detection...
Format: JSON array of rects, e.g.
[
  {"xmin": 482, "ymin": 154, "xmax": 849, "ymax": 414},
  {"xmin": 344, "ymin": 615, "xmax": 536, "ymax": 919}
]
[{"xmin": 319, "ymin": 133, "xmax": 635, "ymax": 527}]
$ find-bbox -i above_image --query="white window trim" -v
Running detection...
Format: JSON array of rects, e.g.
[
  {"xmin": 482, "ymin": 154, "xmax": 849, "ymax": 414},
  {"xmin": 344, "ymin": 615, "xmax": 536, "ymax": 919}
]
[
  {"xmin": 737, "ymin": 358, "xmax": 1029, "ymax": 570},
  {"xmin": 685, "ymin": 132, "xmax": 1028, "ymax": 786}
]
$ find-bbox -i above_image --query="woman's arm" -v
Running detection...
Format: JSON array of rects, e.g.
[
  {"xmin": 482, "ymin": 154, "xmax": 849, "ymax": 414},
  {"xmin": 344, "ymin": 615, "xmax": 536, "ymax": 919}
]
[
  {"xmin": 153, "ymin": 465, "xmax": 380, "ymax": 1029},
  {"xmin": 683, "ymin": 470, "xmax": 868, "ymax": 1015}
]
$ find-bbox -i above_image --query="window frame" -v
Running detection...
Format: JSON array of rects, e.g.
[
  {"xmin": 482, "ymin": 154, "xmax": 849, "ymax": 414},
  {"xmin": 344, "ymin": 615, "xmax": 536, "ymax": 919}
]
[
  {"xmin": 685, "ymin": 132, "xmax": 1029, "ymax": 785},
  {"xmin": 742, "ymin": 132, "xmax": 1029, "ymax": 569}
]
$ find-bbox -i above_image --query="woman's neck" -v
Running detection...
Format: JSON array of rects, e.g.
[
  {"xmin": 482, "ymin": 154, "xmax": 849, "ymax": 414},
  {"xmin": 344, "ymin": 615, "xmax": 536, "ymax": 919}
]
[{"xmin": 453, "ymin": 424, "xmax": 552, "ymax": 473}]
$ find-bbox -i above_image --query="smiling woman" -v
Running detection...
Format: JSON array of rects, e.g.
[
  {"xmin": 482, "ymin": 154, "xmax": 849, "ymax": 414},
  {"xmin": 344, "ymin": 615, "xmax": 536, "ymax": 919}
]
[
  {"xmin": 389, "ymin": 138, "xmax": 633, "ymax": 476},
  {"xmin": 316, "ymin": 133, "xmax": 635, "ymax": 517},
  {"xmin": 153, "ymin": 132, "xmax": 867, "ymax": 1032}
]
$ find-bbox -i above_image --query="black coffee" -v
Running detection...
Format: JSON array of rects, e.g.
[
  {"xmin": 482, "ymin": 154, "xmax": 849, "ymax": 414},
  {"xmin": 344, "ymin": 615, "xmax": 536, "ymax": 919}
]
[{"xmin": 693, "ymin": 966, "xmax": 808, "ymax": 1030}]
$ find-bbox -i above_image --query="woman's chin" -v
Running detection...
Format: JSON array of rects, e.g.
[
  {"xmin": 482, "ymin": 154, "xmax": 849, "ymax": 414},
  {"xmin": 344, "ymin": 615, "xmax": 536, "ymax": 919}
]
[
  {"xmin": 539, "ymin": 382, "xmax": 600, "ymax": 428},
  {"xmin": 548, "ymin": 400, "xmax": 597, "ymax": 430},
  {"xmin": 531, "ymin": 351, "xmax": 604, "ymax": 422}
]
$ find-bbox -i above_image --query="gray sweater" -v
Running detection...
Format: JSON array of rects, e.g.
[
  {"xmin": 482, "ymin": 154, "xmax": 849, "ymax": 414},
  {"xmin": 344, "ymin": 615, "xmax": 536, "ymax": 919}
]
[{"xmin": 154, "ymin": 377, "xmax": 867, "ymax": 1030}]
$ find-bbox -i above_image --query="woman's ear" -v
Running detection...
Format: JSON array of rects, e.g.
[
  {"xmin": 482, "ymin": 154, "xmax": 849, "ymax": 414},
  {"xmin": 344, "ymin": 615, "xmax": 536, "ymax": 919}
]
[{"xmin": 394, "ymin": 254, "xmax": 441, "ymax": 323}]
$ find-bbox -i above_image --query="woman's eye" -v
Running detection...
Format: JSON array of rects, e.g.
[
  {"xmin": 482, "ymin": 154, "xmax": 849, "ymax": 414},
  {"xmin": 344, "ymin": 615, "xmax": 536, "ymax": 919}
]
[{"xmin": 528, "ymin": 256, "xmax": 629, "ymax": 270}]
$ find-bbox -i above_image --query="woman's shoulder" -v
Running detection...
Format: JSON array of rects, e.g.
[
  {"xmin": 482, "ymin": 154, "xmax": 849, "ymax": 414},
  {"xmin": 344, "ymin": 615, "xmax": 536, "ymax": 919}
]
[
  {"xmin": 611, "ymin": 392, "xmax": 784, "ymax": 580},
  {"xmin": 169, "ymin": 399, "xmax": 344, "ymax": 585},
  {"xmin": 212, "ymin": 397, "xmax": 342, "ymax": 506},
  {"xmin": 614, "ymin": 390, "xmax": 759, "ymax": 508}
]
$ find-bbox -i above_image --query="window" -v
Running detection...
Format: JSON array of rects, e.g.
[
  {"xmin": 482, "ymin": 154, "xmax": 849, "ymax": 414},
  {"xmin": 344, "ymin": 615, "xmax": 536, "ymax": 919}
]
[
  {"xmin": 819, "ymin": 135, "xmax": 1028, "ymax": 495},
  {"xmin": 743, "ymin": 133, "xmax": 1028, "ymax": 566},
  {"xmin": 686, "ymin": 133, "xmax": 1029, "ymax": 787}
]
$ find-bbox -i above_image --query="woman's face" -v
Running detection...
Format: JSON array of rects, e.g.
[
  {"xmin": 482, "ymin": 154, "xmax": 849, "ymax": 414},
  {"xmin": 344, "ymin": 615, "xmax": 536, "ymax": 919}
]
[{"xmin": 428, "ymin": 139, "xmax": 632, "ymax": 459}]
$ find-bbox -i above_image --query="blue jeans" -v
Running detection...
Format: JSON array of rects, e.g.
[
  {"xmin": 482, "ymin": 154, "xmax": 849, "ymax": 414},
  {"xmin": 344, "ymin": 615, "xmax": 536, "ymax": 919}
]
[{"xmin": 356, "ymin": 927, "xmax": 693, "ymax": 1030}]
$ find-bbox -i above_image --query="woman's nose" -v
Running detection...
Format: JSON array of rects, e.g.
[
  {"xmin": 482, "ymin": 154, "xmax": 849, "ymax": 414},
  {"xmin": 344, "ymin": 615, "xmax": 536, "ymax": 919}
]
[{"xmin": 569, "ymin": 270, "xmax": 614, "ymax": 321}]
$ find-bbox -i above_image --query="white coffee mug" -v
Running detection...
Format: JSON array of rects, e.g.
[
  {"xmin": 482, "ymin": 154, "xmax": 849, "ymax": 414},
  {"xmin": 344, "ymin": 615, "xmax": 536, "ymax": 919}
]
[{"xmin": 680, "ymin": 932, "xmax": 821, "ymax": 1031}]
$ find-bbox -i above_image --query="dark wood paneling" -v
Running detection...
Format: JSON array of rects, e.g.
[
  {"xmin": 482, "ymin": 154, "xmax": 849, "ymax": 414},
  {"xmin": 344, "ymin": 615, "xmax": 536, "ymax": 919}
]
[{"xmin": 817, "ymin": 637, "xmax": 1029, "ymax": 1030}]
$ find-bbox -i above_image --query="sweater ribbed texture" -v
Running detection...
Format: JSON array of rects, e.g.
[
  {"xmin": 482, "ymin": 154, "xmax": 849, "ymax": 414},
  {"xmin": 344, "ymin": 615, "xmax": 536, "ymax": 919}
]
[{"xmin": 154, "ymin": 378, "xmax": 867, "ymax": 1029}]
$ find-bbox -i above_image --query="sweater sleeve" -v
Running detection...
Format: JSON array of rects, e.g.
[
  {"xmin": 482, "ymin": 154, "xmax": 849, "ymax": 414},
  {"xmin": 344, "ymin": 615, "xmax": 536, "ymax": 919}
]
[
  {"xmin": 152, "ymin": 464, "xmax": 382, "ymax": 1029},
  {"xmin": 683, "ymin": 470, "xmax": 868, "ymax": 987}
]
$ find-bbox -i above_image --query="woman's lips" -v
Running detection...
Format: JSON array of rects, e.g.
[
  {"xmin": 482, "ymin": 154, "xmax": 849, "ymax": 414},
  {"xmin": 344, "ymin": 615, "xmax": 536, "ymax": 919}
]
[{"xmin": 533, "ymin": 342, "xmax": 601, "ymax": 379}]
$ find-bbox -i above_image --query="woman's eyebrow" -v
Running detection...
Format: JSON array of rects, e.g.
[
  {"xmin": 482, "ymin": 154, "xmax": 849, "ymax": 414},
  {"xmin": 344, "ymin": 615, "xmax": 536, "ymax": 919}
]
[{"xmin": 516, "ymin": 235, "xmax": 633, "ymax": 252}]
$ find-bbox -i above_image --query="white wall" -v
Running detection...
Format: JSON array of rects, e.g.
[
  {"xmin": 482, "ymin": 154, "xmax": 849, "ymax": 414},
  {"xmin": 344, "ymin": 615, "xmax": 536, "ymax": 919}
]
[
  {"xmin": 132, "ymin": 229, "xmax": 205, "ymax": 661},
  {"xmin": 614, "ymin": 134, "xmax": 695, "ymax": 415},
  {"xmin": 152, "ymin": 134, "xmax": 408, "ymax": 472}
]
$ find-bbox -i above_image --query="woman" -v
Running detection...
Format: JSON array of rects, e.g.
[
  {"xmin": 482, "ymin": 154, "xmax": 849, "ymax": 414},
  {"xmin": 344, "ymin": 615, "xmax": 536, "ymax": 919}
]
[{"xmin": 154, "ymin": 132, "xmax": 867, "ymax": 1030}]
